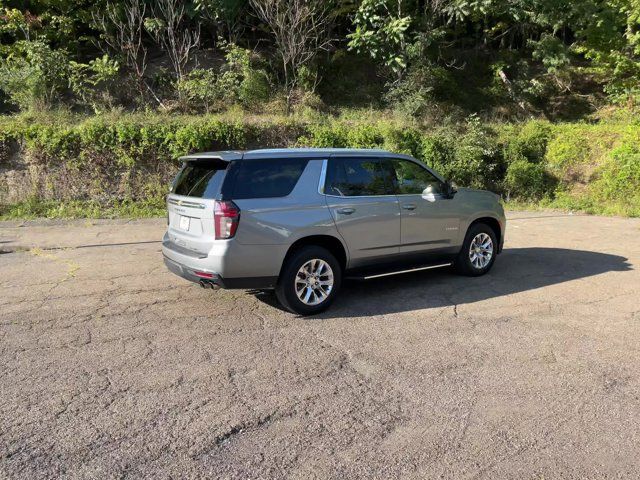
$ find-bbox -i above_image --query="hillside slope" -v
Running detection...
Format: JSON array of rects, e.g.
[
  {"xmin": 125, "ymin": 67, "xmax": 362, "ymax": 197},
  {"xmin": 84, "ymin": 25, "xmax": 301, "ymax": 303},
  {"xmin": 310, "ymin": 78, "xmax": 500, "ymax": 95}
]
[{"xmin": 1, "ymin": 110, "xmax": 638, "ymax": 218}]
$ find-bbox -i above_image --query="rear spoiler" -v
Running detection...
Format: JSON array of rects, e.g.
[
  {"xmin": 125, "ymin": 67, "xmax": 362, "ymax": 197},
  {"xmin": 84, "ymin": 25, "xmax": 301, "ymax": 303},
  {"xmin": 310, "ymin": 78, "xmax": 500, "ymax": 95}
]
[{"xmin": 179, "ymin": 151, "xmax": 244, "ymax": 162}]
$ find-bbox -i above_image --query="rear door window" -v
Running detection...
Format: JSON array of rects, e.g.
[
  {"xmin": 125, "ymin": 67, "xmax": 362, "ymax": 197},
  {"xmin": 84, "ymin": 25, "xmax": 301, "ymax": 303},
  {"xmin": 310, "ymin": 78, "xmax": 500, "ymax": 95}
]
[
  {"xmin": 325, "ymin": 157, "xmax": 395, "ymax": 196},
  {"xmin": 231, "ymin": 158, "xmax": 309, "ymax": 199},
  {"xmin": 172, "ymin": 160, "xmax": 228, "ymax": 198}
]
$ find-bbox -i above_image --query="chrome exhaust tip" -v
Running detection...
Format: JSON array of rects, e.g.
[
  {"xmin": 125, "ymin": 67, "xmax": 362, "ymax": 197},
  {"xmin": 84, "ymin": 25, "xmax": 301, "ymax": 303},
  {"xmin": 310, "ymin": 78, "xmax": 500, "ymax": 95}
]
[{"xmin": 198, "ymin": 278, "xmax": 220, "ymax": 290}]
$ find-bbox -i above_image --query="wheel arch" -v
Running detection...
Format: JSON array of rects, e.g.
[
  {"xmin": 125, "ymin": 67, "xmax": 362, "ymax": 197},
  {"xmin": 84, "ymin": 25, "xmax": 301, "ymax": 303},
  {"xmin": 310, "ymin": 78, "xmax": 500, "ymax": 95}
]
[
  {"xmin": 280, "ymin": 234, "xmax": 348, "ymax": 276},
  {"xmin": 466, "ymin": 216, "xmax": 502, "ymax": 252}
]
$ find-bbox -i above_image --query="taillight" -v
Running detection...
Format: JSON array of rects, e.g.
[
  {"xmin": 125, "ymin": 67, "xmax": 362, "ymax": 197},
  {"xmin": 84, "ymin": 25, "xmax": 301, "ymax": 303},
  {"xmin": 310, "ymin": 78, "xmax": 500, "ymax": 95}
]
[
  {"xmin": 214, "ymin": 200, "xmax": 240, "ymax": 239},
  {"xmin": 194, "ymin": 271, "xmax": 214, "ymax": 279}
]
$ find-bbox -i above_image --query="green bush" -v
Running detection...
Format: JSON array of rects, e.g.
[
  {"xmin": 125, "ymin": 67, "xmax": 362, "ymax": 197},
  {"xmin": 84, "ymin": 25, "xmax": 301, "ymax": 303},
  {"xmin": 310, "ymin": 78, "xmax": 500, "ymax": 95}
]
[
  {"xmin": 69, "ymin": 55, "xmax": 120, "ymax": 113},
  {"xmin": 176, "ymin": 45, "xmax": 270, "ymax": 113},
  {"xmin": 534, "ymin": 120, "xmax": 640, "ymax": 216},
  {"xmin": 0, "ymin": 41, "xmax": 70, "ymax": 111},
  {"xmin": 382, "ymin": 128, "xmax": 422, "ymax": 157},
  {"xmin": 384, "ymin": 64, "xmax": 454, "ymax": 118},
  {"xmin": 298, "ymin": 123, "xmax": 348, "ymax": 147},
  {"xmin": 238, "ymin": 68, "xmax": 270, "ymax": 109},
  {"xmin": 591, "ymin": 142, "xmax": 640, "ymax": 215},
  {"xmin": 418, "ymin": 135, "xmax": 455, "ymax": 170},
  {"xmin": 176, "ymin": 69, "xmax": 223, "ymax": 112},
  {"xmin": 439, "ymin": 116, "xmax": 502, "ymax": 189},
  {"xmin": 503, "ymin": 120, "xmax": 554, "ymax": 163},
  {"xmin": 504, "ymin": 159, "xmax": 553, "ymax": 199},
  {"xmin": 545, "ymin": 124, "xmax": 591, "ymax": 173}
]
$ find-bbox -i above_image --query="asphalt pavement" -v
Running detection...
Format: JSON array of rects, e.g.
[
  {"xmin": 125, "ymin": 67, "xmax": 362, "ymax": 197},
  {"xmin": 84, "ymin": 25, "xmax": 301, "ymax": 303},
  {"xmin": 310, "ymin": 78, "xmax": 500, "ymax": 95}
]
[{"xmin": 1, "ymin": 212, "xmax": 639, "ymax": 479}]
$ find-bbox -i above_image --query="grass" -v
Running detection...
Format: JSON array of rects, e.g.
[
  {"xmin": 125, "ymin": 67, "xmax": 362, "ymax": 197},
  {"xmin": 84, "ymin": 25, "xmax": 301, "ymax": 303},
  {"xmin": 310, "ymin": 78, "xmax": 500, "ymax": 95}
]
[{"xmin": 0, "ymin": 198, "xmax": 165, "ymax": 220}]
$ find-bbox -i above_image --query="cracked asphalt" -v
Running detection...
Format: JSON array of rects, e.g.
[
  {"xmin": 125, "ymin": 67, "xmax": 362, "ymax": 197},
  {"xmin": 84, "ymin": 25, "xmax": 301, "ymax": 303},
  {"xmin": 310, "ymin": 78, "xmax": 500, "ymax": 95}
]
[{"xmin": 1, "ymin": 212, "xmax": 640, "ymax": 479}]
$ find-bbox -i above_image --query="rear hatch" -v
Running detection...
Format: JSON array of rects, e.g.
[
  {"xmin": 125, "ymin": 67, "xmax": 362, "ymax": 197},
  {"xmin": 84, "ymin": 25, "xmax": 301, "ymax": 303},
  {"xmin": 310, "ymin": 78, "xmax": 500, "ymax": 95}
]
[{"xmin": 166, "ymin": 157, "xmax": 230, "ymax": 255}]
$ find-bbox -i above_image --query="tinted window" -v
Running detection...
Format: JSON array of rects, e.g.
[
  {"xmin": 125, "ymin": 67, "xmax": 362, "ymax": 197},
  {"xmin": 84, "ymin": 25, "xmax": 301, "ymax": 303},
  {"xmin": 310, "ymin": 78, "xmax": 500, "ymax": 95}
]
[
  {"xmin": 231, "ymin": 158, "xmax": 308, "ymax": 199},
  {"xmin": 390, "ymin": 159, "xmax": 444, "ymax": 195},
  {"xmin": 172, "ymin": 160, "xmax": 227, "ymax": 198},
  {"xmin": 325, "ymin": 158, "xmax": 394, "ymax": 196}
]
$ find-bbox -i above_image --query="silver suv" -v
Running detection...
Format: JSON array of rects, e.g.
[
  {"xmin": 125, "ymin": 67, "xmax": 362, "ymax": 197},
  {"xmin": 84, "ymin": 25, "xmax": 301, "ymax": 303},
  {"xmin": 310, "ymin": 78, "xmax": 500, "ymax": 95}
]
[{"xmin": 163, "ymin": 148, "xmax": 506, "ymax": 315}]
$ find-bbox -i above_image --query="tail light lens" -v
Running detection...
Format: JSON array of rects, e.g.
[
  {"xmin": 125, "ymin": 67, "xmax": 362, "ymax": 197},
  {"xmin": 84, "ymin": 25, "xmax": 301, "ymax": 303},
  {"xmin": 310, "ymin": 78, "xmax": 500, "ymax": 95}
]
[{"xmin": 214, "ymin": 200, "xmax": 240, "ymax": 239}]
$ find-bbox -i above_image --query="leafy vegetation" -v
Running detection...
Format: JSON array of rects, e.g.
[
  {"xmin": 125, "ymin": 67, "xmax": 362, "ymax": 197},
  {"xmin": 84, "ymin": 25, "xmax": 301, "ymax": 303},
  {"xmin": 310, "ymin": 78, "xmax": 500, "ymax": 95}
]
[
  {"xmin": 1, "ymin": 0, "xmax": 640, "ymax": 218},
  {"xmin": 2, "ymin": 0, "xmax": 640, "ymax": 116},
  {"xmin": 1, "ymin": 111, "xmax": 639, "ymax": 218}
]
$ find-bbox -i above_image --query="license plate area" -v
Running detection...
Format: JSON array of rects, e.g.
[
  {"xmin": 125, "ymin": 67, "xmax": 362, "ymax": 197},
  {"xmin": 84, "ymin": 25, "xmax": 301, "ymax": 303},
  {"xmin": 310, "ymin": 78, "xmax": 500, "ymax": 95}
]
[{"xmin": 179, "ymin": 215, "xmax": 191, "ymax": 231}]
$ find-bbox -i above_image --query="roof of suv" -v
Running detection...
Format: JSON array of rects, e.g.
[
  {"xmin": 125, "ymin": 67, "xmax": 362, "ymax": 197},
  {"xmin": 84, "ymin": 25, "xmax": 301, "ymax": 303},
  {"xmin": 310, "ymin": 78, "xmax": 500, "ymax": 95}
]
[{"xmin": 179, "ymin": 148, "xmax": 415, "ymax": 162}]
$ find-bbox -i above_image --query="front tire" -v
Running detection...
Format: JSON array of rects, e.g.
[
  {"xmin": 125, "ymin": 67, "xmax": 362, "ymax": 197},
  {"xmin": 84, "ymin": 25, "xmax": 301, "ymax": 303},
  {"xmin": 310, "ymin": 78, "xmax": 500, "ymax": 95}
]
[
  {"xmin": 276, "ymin": 246, "xmax": 342, "ymax": 315},
  {"xmin": 455, "ymin": 223, "xmax": 497, "ymax": 276}
]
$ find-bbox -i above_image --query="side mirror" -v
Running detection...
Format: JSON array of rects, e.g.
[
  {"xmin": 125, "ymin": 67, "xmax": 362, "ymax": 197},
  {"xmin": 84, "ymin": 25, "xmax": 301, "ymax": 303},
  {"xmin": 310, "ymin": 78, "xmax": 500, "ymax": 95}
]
[{"xmin": 445, "ymin": 180, "xmax": 458, "ymax": 198}]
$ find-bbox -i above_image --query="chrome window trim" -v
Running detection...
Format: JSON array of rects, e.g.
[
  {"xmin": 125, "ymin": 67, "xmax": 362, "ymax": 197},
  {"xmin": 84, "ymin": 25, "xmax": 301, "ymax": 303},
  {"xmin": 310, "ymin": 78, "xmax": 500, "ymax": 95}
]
[
  {"xmin": 397, "ymin": 193, "xmax": 446, "ymax": 198},
  {"xmin": 323, "ymin": 194, "xmax": 398, "ymax": 199}
]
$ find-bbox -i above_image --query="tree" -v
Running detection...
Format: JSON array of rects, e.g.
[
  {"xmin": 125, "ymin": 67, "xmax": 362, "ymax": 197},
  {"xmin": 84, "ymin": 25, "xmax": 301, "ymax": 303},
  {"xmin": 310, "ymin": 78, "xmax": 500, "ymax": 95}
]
[
  {"xmin": 575, "ymin": 0, "xmax": 640, "ymax": 104},
  {"xmin": 347, "ymin": 0, "xmax": 411, "ymax": 78},
  {"xmin": 249, "ymin": 0, "xmax": 333, "ymax": 113},
  {"xmin": 93, "ymin": 0, "xmax": 152, "ymax": 104},
  {"xmin": 146, "ymin": 0, "xmax": 201, "ymax": 82},
  {"xmin": 194, "ymin": 0, "xmax": 248, "ymax": 43}
]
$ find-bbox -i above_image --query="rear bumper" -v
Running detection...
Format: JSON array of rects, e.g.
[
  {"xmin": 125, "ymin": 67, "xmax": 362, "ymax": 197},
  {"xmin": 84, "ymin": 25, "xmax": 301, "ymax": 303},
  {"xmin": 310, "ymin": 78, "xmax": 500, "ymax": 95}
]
[
  {"xmin": 163, "ymin": 255, "xmax": 277, "ymax": 289},
  {"xmin": 161, "ymin": 229, "xmax": 288, "ymax": 287}
]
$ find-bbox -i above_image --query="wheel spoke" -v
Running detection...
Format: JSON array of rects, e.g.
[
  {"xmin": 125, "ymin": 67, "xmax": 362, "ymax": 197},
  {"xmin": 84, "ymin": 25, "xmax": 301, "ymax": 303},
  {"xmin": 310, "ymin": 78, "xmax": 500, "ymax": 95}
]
[{"xmin": 303, "ymin": 287, "xmax": 312, "ymax": 303}]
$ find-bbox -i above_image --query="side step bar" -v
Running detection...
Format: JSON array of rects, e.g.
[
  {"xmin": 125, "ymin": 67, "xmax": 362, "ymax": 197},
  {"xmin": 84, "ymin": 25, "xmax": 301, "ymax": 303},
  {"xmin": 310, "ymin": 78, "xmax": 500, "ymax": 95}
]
[{"xmin": 346, "ymin": 262, "xmax": 453, "ymax": 281}]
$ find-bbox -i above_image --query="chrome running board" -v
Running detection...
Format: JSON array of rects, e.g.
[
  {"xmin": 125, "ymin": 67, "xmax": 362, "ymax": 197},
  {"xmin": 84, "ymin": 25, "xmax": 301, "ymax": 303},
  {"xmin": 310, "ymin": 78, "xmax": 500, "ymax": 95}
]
[{"xmin": 347, "ymin": 262, "xmax": 453, "ymax": 280}]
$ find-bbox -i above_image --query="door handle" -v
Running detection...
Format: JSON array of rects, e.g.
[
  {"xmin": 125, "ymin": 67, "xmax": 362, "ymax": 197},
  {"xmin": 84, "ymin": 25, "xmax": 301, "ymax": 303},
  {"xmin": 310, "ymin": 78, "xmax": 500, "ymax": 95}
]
[
  {"xmin": 402, "ymin": 204, "xmax": 417, "ymax": 210},
  {"xmin": 337, "ymin": 207, "xmax": 355, "ymax": 215}
]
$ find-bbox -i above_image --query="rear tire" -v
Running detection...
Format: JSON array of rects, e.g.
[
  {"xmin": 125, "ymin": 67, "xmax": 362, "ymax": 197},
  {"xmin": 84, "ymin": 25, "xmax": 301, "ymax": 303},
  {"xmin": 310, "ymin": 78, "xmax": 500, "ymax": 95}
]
[
  {"xmin": 276, "ymin": 246, "xmax": 342, "ymax": 315},
  {"xmin": 455, "ymin": 223, "xmax": 497, "ymax": 276}
]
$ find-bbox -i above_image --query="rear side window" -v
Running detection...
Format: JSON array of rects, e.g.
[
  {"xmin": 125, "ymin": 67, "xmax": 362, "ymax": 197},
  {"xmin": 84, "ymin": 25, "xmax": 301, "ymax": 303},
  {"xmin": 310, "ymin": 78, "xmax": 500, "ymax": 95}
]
[
  {"xmin": 231, "ymin": 158, "xmax": 309, "ymax": 199},
  {"xmin": 172, "ymin": 160, "xmax": 228, "ymax": 198},
  {"xmin": 325, "ymin": 157, "xmax": 394, "ymax": 196}
]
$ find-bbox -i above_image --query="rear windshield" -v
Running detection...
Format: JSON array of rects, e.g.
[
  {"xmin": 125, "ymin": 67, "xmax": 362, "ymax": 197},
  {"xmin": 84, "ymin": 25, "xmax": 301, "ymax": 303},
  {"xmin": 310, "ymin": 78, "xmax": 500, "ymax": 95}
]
[
  {"xmin": 172, "ymin": 160, "xmax": 228, "ymax": 198},
  {"xmin": 230, "ymin": 158, "xmax": 309, "ymax": 199}
]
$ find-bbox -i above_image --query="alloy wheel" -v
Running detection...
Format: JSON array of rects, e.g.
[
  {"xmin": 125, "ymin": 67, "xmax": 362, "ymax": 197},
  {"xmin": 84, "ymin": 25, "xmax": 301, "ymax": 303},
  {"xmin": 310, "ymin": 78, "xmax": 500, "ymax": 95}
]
[
  {"xmin": 468, "ymin": 232, "xmax": 494, "ymax": 269},
  {"xmin": 295, "ymin": 259, "xmax": 334, "ymax": 306}
]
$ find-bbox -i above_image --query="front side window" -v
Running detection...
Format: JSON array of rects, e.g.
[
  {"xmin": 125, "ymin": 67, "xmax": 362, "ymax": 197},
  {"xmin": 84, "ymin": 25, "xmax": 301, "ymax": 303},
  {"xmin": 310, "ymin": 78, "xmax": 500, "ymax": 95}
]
[
  {"xmin": 325, "ymin": 158, "xmax": 394, "ymax": 196},
  {"xmin": 390, "ymin": 159, "xmax": 445, "ymax": 195}
]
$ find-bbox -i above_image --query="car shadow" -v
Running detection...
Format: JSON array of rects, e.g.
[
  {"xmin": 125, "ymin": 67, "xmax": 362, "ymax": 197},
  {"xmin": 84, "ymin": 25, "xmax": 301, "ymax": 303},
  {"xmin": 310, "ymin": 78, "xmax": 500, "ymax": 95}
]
[{"xmin": 252, "ymin": 248, "xmax": 632, "ymax": 318}]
